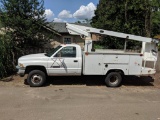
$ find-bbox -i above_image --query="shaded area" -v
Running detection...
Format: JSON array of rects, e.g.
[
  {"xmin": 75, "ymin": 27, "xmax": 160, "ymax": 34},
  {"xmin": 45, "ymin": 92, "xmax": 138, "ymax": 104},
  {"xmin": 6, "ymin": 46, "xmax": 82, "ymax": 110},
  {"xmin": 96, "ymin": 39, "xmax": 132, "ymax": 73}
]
[
  {"xmin": 122, "ymin": 76, "xmax": 154, "ymax": 86},
  {"xmin": 46, "ymin": 76, "xmax": 105, "ymax": 86},
  {"xmin": 0, "ymin": 76, "xmax": 14, "ymax": 82},
  {"xmin": 32, "ymin": 75, "xmax": 155, "ymax": 87}
]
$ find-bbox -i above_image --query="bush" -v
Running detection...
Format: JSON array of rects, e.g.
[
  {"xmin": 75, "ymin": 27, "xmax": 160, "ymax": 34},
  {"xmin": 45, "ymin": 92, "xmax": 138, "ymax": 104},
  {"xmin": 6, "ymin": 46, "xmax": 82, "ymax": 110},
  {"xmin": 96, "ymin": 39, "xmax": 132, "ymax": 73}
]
[
  {"xmin": 94, "ymin": 44, "xmax": 104, "ymax": 49},
  {"xmin": 0, "ymin": 34, "xmax": 15, "ymax": 79}
]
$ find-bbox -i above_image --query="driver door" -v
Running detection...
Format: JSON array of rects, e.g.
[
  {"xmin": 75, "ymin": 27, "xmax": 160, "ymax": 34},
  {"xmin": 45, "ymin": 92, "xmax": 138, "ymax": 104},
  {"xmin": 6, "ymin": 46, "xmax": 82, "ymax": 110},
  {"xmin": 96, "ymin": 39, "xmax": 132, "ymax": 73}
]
[{"xmin": 48, "ymin": 46, "xmax": 79, "ymax": 75}]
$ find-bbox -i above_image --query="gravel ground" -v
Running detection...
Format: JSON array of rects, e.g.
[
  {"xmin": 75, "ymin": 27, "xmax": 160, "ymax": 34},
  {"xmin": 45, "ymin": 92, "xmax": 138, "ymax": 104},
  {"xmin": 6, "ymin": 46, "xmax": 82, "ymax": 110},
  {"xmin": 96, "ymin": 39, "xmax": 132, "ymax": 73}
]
[{"xmin": 0, "ymin": 74, "xmax": 160, "ymax": 120}]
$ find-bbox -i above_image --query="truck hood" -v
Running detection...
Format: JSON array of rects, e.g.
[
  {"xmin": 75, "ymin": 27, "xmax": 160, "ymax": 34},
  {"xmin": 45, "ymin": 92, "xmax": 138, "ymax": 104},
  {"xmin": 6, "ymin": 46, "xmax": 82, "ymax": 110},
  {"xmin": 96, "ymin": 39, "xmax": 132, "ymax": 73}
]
[{"xmin": 19, "ymin": 53, "xmax": 49, "ymax": 61}]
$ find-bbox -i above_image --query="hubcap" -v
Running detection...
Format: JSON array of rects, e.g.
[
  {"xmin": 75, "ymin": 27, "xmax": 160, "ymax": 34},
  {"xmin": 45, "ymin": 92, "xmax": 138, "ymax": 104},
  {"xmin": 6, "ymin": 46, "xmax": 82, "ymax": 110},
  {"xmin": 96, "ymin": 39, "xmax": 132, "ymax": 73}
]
[
  {"xmin": 31, "ymin": 74, "xmax": 42, "ymax": 84},
  {"xmin": 109, "ymin": 76, "xmax": 119, "ymax": 85}
]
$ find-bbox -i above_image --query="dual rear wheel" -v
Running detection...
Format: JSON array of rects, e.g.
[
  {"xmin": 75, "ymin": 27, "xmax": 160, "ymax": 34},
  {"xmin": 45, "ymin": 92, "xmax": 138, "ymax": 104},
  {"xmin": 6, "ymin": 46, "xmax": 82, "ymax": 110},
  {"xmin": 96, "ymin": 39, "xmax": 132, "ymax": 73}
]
[{"xmin": 105, "ymin": 72, "xmax": 122, "ymax": 87}]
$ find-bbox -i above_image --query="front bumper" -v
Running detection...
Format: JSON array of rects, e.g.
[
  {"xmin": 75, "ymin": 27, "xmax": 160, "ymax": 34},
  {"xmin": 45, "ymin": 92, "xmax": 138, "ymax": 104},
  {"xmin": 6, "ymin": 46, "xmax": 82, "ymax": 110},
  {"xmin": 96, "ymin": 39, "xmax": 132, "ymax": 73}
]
[{"xmin": 16, "ymin": 66, "xmax": 25, "ymax": 77}]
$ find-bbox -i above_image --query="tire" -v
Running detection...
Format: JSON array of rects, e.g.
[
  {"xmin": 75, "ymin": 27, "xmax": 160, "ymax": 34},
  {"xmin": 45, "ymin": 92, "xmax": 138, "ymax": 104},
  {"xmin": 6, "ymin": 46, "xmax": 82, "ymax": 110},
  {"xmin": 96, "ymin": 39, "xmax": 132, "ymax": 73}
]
[
  {"xmin": 27, "ymin": 70, "xmax": 46, "ymax": 87},
  {"xmin": 105, "ymin": 72, "xmax": 122, "ymax": 87}
]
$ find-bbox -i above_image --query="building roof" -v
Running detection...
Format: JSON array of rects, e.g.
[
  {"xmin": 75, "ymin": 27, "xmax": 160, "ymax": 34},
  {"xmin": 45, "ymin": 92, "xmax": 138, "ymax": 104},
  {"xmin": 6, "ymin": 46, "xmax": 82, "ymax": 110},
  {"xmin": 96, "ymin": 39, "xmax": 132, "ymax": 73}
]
[
  {"xmin": 0, "ymin": 20, "xmax": 62, "ymax": 36},
  {"xmin": 48, "ymin": 22, "xmax": 92, "ymax": 33},
  {"xmin": 42, "ymin": 24, "xmax": 61, "ymax": 36},
  {"xmin": 49, "ymin": 22, "xmax": 68, "ymax": 33}
]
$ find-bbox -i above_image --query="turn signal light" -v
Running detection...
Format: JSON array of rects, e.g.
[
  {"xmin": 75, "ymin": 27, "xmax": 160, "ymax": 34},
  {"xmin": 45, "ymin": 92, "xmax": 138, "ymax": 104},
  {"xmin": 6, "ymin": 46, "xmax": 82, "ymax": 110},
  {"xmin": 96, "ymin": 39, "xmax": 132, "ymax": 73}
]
[{"xmin": 85, "ymin": 52, "xmax": 89, "ymax": 56}]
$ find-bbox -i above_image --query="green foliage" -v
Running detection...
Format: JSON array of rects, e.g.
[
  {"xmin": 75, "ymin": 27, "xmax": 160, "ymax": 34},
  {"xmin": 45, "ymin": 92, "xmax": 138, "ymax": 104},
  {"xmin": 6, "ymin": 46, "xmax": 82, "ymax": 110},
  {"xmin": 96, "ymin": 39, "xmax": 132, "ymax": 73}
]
[
  {"xmin": 0, "ymin": 0, "xmax": 48, "ymax": 48},
  {"xmin": 91, "ymin": 0, "xmax": 160, "ymax": 49},
  {"xmin": 0, "ymin": 0, "xmax": 50, "ymax": 79},
  {"xmin": 94, "ymin": 44, "xmax": 104, "ymax": 49},
  {"xmin": 0, "ymin": 33, "xmax": 14, "ymax": 79},
  {"xmin": 151, "ymin": 0, "xmax": 160, "ymax": 36}
]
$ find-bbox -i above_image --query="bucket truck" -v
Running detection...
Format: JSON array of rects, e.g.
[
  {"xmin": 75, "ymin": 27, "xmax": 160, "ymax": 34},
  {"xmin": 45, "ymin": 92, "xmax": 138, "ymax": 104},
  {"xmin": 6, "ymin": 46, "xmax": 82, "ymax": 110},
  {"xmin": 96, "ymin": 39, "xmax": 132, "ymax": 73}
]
[{"xmin": 16, "ymin": 23, "xmax": 159, "ymax": 87}]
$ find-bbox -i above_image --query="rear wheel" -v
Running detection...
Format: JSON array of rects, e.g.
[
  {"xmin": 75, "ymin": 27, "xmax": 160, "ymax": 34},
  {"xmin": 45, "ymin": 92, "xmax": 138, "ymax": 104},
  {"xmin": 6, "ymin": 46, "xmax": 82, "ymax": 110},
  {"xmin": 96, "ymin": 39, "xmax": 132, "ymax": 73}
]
[
  {"xmin": 105, "ymin": 72, "xmax": 122, "ymax": 87},
  {"xmin": 27, "ymin": 70, "xmax": 46, "ymax": 87}
]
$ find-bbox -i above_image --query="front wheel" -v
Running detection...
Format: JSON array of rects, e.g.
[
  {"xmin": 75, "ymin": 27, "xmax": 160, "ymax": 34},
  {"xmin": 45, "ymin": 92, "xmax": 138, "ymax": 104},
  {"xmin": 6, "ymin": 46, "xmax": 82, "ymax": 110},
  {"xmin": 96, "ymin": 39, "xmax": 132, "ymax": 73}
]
[
  {"xmin": 27, "ymin": 70, "xmax": 46, "ymax": 87},
  {"xmin": 105, "ymin": 72, "xmax": 122, "ymax": 87}
]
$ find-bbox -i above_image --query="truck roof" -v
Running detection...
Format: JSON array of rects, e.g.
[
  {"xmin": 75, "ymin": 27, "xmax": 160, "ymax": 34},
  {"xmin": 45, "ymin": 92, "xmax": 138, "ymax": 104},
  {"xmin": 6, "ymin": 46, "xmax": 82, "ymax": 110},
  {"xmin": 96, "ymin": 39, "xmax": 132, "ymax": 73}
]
[{"xmin": 60, "ymin": 44, "xmax": 81, "ymax": 47}]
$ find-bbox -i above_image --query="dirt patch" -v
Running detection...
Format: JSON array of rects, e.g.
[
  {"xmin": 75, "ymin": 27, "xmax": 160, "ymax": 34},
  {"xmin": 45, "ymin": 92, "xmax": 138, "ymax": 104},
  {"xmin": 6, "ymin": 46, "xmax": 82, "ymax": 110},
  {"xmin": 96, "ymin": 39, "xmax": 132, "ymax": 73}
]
[
  {"xmin": 151, "ymin": 73, "xmax": 160, "ymax": 88},
  {"xmin": 0, "ymin": 74, "xmax": 27, "ymax": 87}
]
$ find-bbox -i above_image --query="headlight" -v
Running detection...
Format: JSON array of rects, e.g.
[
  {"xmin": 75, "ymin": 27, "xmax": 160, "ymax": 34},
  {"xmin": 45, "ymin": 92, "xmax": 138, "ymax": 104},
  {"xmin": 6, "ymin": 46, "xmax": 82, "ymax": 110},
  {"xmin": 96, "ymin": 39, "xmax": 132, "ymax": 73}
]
[{"xmin": 19, "ymin": 63, "xmax": 24, "ymax": 68}]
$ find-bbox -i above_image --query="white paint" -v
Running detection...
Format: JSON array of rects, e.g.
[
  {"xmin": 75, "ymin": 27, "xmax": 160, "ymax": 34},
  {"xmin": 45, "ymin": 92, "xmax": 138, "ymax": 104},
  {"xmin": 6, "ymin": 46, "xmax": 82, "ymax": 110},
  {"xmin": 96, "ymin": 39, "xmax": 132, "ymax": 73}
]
[{"xmin": 129, "ymin": 56, "xmax": 142, "ymax": 75}]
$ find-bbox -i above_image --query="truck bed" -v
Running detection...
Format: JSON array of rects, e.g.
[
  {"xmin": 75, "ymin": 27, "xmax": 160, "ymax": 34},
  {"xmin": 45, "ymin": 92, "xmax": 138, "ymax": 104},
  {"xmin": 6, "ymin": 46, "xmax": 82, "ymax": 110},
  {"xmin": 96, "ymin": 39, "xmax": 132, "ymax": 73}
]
[{"xmin": 83, "ymin": 51, "xmax": 143, "ymax": 76}]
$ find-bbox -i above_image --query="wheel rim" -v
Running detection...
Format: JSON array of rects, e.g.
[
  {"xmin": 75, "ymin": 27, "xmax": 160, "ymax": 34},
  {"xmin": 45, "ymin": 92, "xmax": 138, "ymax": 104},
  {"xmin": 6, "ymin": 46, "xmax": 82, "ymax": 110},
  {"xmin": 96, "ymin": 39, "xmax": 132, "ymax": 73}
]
[
  {"xmin": 31, "ymin": 74, "xmax": 43, "ymax": 85},
  {"xmin": 109, "ymin": 75, "xmax": 119, "ymax": 85}
]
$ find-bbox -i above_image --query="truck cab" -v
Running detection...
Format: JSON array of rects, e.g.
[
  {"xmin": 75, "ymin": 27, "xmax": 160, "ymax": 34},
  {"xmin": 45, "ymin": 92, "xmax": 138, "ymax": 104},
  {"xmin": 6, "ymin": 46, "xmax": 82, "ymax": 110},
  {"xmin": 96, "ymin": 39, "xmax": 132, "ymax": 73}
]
[
  {"xmin": 17, "ymin": 44, "xmax": 82, "ymax": 87},
  {"xmin": 46, "ymin": 44, "xmax": 82, "ymax": 76}
]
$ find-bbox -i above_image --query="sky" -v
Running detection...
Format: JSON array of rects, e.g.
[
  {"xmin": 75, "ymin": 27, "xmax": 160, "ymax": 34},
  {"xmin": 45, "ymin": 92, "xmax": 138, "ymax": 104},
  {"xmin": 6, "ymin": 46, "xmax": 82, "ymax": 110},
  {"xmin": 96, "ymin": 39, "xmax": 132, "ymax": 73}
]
[{"xmin": 43, "ymin": 0, "xmax": 99, "ymax": 23}]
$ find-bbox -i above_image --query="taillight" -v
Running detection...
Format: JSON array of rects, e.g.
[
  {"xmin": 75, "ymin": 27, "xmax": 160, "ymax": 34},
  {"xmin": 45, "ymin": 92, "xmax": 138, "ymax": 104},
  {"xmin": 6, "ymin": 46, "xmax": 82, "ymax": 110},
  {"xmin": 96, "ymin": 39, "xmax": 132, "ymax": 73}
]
[{"xmin": 85, "ymin": 52, "xmax": 89, "ymax": 56}]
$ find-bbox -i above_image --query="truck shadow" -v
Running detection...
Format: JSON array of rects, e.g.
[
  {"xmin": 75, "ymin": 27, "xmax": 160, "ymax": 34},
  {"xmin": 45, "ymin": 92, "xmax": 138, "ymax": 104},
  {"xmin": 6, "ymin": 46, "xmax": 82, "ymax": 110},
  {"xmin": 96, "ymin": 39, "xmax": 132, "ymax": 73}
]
[
  {"xmin": 43, "ymin": 75, "xmax": 154, "ymax": 87},
  {"xmin": 122, "ymin": 76, "xmax": 154, "ymax": 86}
]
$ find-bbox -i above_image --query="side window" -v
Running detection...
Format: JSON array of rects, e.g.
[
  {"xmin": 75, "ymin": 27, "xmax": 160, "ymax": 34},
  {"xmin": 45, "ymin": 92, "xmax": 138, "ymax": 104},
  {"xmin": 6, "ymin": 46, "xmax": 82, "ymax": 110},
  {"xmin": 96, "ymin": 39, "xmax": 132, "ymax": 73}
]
[{"xmin": 55, "ymin": 46, "xmax": 76, "ymax": 57}]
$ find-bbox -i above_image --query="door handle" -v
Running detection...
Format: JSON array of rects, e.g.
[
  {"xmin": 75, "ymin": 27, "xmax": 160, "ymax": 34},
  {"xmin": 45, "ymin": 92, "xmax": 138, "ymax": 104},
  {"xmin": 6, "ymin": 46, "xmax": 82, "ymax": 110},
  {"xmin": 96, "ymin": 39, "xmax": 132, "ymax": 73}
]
[{"xmin": 74, "ymin": 60, "xmax": 78, "ymax": 62}]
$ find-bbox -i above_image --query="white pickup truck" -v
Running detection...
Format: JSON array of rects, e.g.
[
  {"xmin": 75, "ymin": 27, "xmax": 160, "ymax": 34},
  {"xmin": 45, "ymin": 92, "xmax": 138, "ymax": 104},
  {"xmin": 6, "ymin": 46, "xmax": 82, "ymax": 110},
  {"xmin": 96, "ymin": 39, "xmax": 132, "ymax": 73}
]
[{"xmin": 16, "ymin": 23, "xmax": 159, "ymax": 87}]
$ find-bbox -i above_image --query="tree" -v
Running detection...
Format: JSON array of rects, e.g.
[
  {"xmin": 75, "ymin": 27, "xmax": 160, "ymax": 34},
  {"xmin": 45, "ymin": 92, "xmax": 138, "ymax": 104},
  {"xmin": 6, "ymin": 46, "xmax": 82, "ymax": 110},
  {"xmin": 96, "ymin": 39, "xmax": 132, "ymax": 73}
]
[
  {"xmin": 0, "ymin": 0, "xmax": 48, "ymax": 48},
  {"xmin": 0, "ymin": 33, "xmax": 14, "ymax": 79},
  {"xmin": 0, "ymin": 0, "xmax": 50, "ymax": 77},
  {"xmin": 151, "ymin": 0, "xmax": 160, "ymax": 36},
  {"xmin": 91, "ymin": 0, "xmax": 160, "ymax": 49}
]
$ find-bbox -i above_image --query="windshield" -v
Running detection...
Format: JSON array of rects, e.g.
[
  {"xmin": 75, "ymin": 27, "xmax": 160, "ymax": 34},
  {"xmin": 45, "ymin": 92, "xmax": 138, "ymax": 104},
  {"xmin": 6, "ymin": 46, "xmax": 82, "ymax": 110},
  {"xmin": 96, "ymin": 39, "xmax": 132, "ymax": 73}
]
[{"xmin": 45, "ymin": 46, "xmax": 62, "ymax": 57}]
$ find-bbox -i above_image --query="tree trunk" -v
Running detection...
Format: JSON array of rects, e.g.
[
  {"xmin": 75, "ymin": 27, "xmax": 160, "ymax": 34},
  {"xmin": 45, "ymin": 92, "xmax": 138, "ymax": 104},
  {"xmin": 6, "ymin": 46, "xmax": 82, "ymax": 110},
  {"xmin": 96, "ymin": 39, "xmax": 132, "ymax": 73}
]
[
  {"xmin": 125, "ymin": 0, "xmax": 128, "ymax": 23},
  {"xmin": 145, "ymin": 0, "xmax": 151, "ymax": 37}
]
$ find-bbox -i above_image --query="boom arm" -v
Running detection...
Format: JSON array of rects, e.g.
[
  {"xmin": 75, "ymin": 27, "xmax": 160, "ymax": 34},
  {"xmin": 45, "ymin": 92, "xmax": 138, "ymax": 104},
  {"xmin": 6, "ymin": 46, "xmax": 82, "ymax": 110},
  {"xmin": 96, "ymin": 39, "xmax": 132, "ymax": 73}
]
[{"xmin": 66, "ymin": 23, "xmax": 158, "ymax": 43}]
